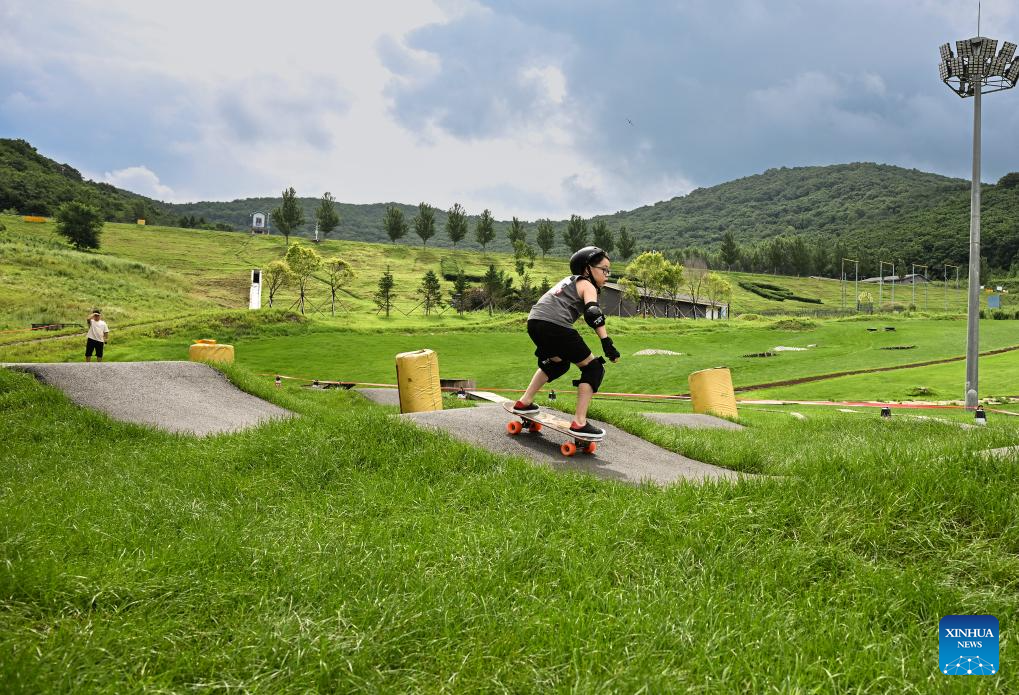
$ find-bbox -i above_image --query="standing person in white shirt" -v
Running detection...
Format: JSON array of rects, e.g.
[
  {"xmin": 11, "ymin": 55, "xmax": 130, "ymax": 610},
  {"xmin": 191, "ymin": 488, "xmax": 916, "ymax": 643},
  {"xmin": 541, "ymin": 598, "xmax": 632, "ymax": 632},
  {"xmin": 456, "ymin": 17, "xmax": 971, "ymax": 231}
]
[{"xmin": 85, "ymin": 309, "xmax": 109, "ymax": 363}]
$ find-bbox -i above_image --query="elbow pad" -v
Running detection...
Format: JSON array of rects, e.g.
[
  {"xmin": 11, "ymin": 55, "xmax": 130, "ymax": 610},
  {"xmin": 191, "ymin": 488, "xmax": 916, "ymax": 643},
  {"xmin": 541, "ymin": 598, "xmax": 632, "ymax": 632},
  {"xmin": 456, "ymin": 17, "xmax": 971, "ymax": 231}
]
[{"xmin": 583, "ymin": 301, "xmax": 605, "ymax": 329}]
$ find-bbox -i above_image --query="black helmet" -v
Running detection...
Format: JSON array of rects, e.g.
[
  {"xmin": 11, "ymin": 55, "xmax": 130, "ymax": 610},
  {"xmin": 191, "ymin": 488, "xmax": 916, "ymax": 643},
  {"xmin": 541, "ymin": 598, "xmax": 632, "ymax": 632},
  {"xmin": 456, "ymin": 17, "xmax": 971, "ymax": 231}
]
[{"xmin": 569, "ymin": 246, "xmax": 607, "ymax": 276}]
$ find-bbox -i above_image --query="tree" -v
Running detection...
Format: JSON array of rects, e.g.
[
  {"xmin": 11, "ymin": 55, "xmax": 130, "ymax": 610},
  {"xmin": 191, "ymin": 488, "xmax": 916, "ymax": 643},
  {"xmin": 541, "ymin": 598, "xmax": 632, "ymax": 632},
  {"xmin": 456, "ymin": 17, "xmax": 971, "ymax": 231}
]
[
  {"xmin": 703, "ymin": 272, "xmax": 732, "ymax": 318},
  {"xmin": 383, "ymin": 206, "xmax": 408, "ymax": 244},
  {"xmin": 413, "ymin": 201, "xmax": 436, "ymax": 247},
  {"xmin": 684, "ymin": 257, "xmax": 709, "ymax": 317},
  {"xmin": 374, "ymin": 266, "xmax": 396, "ymax": 317},
  {"xmin": 617, "ymin": 226, "xmax": 636, "ymax": 261},
  {"xmin": 446, "ymin": 202, "xmax": 468, "ymax": 247},
  {"xmin": 591, "ymin": 220, "xmax": 614, "ymax": 254},
  {"xmin": 508, "ymin": 216, "xmax": 526, "ymax": 245},
  {"xmin": 535, "ymin": 219, "xmax": 556, "ymax": 257},
  {"xmin": 418, "ymin": 270, "xmax": 444, "ymax": 315},
  {"xmin": 659, "ymin": 262, "xmax": 685, "ymax": 317},
  {"xmin": 513, "ymin": 239, "xmax": 536, "ymax": 270},
  {"xmin": 564, "ymin": 214, "xmax": 588, "ymax": 252},
  {"xmin": 622, "ymin": 251, "xmax": 669, "ymax": 317},
  {"xmin": 719, "ymin": 231, "xmax": 740, "ymax": 270},
  {"xmin": 998, "ymin": 172, "xmax": 1019, "ymax": 189},
  {"xmin": 316, "ymin": 192, "xmax": 340, "ymax": 241},
  {"xmin": 264, "ymin": 260, "xmax": 293, "ymax": 308},
  {"xmin": 482, "ymin": 264, "xmax": 511, "ymax": 315},
  {"xmin": 284, "ymin": 243, "xmax": 322, "ymax": 314},
  {"xmin": 858, "ymin": 290, "xmax": 874, "ymax": 311},
  {"xmin": 475, "ymin": 209, "xmax": 496, "ymax": 250},
  {"xmin": 271, "ymin": 186, "xmax": 305, "ymax": 247},
  {"xmin": 451, "ymin": 271, "xmax": 470, "ymax": 315},
  {"xmin": 320, "ymin": 256, "xmax": 353, "ymax": 316},
  {"xmin": 55, "ymin": 201, "xmax": 103, "ymax": 250}
]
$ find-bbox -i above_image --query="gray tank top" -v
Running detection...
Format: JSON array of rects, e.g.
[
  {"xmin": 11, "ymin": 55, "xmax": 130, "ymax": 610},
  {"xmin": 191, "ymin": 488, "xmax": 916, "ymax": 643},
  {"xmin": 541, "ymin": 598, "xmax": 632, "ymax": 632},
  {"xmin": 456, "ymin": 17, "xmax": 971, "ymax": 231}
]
[{"xmin": 528, "ymin": 275, "xmax": 588, "ymax": 328}]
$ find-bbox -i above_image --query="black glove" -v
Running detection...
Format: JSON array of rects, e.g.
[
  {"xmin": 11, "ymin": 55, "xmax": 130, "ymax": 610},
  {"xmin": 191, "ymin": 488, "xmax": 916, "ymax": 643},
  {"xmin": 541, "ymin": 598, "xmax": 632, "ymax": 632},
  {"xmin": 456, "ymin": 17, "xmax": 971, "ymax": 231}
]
[{"xmin": 601, "ymin": 336, "xmax": 621, "ymax": 361}]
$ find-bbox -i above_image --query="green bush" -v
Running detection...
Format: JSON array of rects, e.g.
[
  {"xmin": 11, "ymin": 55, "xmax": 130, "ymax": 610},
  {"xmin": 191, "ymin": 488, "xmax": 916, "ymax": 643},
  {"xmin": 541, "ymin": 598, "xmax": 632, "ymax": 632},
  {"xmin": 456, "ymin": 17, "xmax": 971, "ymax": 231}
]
[
  {"xmin": 738, "ymin": 280, "xmax": 822, "ymax": 304},
  {"xmin": 55, "ymin": 200, "xmax": 104, "ymax": 250}
]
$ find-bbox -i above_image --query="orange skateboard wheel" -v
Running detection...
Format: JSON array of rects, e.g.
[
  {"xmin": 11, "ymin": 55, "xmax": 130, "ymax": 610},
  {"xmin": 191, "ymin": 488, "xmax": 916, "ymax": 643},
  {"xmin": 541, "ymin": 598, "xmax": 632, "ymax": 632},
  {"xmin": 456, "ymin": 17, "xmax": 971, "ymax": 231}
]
[
  {"xmin": 583, "ymin": 442, "xmax": 597, "ymax": 455},
  {"xmin": 560, "ymin": 442, "xmax": 577, "ymax": 456},
  {"xmin": 530, "ymin": 422, "xmax": 542, "ymax": 432},
  {"xmin": 507, "ymin": 420, "xmax": 523, "ymax": 435}
]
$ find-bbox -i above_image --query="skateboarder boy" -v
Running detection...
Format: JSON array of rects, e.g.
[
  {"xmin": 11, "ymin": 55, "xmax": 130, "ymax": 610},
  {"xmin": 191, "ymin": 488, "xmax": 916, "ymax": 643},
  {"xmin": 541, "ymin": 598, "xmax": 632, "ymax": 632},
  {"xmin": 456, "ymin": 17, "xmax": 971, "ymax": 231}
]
[{"xmin": 511, "ymin": 246, "xmax": 621, "ymax": 439}]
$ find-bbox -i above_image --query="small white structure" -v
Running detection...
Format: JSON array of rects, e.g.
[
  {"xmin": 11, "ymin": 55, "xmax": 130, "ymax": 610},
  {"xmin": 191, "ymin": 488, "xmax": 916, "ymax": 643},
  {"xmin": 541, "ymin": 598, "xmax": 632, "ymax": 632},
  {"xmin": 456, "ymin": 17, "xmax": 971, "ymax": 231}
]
[
  {"xmin": 251, "ymin": 212, "xmax": 268, "ymax": 234},
  {"xmin": 249, "ymin": 268, "xmax": 262, "ymax": 310}
]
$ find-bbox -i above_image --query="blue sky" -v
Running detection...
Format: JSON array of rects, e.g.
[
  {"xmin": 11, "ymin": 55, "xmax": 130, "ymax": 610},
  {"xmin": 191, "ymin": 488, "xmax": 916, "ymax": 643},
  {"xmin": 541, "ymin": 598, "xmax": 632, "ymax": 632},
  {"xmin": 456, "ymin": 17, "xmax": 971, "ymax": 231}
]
[{"xmin": 2, "ymin": 0, "xmax": 1017, "ymax": 218}]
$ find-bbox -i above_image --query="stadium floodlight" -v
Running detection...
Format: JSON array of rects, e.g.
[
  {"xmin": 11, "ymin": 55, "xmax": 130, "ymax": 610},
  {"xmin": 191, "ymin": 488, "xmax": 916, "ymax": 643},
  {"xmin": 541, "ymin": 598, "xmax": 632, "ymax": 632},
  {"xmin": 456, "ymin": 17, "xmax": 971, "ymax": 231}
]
[{"xmin": 939, "ymin": 27, "xmax": 1017, "ymax": 409}]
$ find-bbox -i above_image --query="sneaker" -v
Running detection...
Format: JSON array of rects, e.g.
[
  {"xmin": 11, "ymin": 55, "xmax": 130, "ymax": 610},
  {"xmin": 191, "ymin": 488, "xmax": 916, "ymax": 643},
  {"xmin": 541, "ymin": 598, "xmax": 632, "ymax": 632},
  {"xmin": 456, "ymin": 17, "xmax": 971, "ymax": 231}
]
[
  {"xmin": 569, "ymin": 421, "xmax": 605, "ymax": 439},
  {"xmin": 511, "ymin": 401, "xmax": 540, "ymax": 415}
]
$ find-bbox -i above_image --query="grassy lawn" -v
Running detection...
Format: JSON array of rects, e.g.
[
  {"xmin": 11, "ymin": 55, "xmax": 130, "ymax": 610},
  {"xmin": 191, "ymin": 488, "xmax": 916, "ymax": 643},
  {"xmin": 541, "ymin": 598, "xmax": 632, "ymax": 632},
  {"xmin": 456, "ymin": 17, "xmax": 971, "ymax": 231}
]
[
  {"xmin": 2, "ymin": 364, "xmax": 1017, "ymax": 692},
  {"xmin": 1, "ymin": 214, "xmax": 979, "ymax": 335},
  {"xmin": 9, "ymin": 309, "xmax": 1019, "ymax": 402},
  {"xmin": 4, "ymin": 215, "xmax": 1018, "ymax": 691}
]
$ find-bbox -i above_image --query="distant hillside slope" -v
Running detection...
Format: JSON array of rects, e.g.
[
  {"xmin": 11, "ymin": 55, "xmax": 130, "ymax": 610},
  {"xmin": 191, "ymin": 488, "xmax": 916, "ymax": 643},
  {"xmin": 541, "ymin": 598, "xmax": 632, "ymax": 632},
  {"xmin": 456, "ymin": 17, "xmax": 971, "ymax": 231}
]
[
  {"xmin": 166, "ymin": 198, "xmax": 535, "ymax": 252},
  {"xmin": 595, "ymin": 163, "xmax": 971, "ymax": 247},
  {"xmin": 164, "ymin": 163, "xmax": 994, "ymax": 257},
  {"xmin": 4, "ymin": 139, "xmax": 1016, "ymax": 267},
  {"xmin": 0, "ymin": 139, "xmax": 170, "ymax": 223}
]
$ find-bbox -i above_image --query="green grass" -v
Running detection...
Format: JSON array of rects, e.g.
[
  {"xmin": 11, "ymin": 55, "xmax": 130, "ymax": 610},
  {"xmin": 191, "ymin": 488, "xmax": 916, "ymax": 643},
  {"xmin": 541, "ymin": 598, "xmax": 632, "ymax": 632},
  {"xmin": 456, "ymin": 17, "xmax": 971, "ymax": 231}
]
[
  {"xmin": 2, "ymin": 364, "xmax": 1017, "ymax": 692},
  {"xmin": 1, "ymin": 214, "xmax": 980, "ymax": 335},
  {"xmin": 12, "ymin": 310, "xmax": 1019, "ymax": 400},
  {"xmin": 4, "ymin": 213, "xmax": 1019, "ymax": 690}
]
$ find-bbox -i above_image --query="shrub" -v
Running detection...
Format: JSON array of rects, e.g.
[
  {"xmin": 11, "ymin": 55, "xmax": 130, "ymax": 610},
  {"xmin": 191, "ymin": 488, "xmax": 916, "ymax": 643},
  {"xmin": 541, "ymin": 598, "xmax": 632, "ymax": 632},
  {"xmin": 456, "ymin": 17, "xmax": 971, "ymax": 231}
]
[
  {"xmin": 770, "ymin": 318, "xmax": 817, "ymax": 331},
  {"xmin": 55, "ymin": 201, "xmax": 103, "ymax": 250},
  {"xmin": 738, "ymin": 280, "xmax": 821, "ymax": 304}
]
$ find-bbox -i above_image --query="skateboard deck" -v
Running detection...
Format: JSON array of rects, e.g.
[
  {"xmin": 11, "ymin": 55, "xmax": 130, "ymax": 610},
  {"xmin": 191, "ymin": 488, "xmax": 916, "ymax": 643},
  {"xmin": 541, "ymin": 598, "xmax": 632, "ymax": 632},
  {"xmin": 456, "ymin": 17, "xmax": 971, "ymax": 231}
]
[{"xmin": 502, "ymin": 402, "xmax": 600, "ymax": 457}]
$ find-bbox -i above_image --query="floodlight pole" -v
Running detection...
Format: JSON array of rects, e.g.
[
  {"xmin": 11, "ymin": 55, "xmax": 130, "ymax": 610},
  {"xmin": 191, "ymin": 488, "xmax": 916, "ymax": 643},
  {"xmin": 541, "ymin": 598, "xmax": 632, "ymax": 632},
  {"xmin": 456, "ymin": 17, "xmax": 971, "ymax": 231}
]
[
  {"xmin": 878, "ymin": 260, "xmax": 894, "ymax": 311},
  {"xmin": 964, "ymin": 85, "xmax": 982, "ymax": 408},
  {"xmin": 939, "ymin": 33, "xmax": 1018, "ymax": 408},
  {"xmin": 944, "ymin": 263, "xmax": 960, "ymax": 312},
  {"xmin": 841, "ymin": 258, "xmax": 859, "ymax": 311}
]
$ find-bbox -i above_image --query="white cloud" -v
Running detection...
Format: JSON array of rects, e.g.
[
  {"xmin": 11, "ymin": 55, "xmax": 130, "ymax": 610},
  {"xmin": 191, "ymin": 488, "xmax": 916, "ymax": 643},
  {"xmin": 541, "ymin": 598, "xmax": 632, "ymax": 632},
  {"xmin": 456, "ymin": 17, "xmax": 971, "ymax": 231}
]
[
  {"xmin": 3, "ymin": 0, "xmax": 1019, "ymax": 221},
  {"xmin": 98, "ymin": 166, "xmax": 176, "ymax": 201}
]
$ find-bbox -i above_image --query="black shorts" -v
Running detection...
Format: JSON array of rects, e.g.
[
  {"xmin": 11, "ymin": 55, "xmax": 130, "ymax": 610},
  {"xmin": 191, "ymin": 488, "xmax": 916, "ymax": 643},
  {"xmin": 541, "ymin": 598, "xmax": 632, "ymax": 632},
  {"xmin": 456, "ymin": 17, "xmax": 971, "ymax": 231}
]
[
  {"xmin": 527, "ymin": 319, "xmax": 592, "ymax": 364},
  {"xmin": 85, "ymin": 338, "xmax": 105, "ymax": 358}
]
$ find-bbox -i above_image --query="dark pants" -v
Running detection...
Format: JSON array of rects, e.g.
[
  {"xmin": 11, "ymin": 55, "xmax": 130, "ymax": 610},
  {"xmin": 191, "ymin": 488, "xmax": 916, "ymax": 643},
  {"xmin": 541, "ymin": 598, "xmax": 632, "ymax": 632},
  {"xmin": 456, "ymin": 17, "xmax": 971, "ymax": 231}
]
[{"xmin": 85, "ymin": 338, "xmax": 105, "ymax": 358}]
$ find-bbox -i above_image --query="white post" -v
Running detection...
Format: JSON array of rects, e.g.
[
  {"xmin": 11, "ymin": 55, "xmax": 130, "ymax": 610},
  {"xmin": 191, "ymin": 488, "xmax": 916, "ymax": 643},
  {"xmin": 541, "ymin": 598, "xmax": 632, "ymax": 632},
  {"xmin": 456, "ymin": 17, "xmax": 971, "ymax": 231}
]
[{"xmin": 249, "ymin": 268, "xmax": 262, "ymax": 310}]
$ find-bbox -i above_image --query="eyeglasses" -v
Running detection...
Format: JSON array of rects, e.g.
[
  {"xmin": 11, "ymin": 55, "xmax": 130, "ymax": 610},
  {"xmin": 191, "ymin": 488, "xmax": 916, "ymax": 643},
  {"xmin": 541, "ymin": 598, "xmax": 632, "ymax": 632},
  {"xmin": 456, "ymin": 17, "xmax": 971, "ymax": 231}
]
[{"xmin": 592, "ymin": 265, "xmax": 611, "ymax": 277}]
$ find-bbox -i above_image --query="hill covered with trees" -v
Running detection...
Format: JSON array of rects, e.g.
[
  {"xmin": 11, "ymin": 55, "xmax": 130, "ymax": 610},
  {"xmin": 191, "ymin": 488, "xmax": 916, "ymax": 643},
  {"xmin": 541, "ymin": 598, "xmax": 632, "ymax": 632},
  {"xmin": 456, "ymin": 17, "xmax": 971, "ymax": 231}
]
[
  {"xmin": 4, "ymin": 138, "xmax": 1018, "ymax": 277},
  {"xmin": 0, "ymin": 139, "xmax": 171, "ymax": 224}
]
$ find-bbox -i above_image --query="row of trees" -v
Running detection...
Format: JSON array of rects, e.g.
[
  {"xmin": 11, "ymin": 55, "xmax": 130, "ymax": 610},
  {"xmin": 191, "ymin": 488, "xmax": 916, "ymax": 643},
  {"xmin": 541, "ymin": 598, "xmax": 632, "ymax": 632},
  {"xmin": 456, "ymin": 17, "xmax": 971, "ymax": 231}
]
[
  {"xmin": 380, "ymin": 203, "xmax": 638, "ymax": 261},
  {"xmin": 372, "ymin": 263, "xmax": 553, "ymax": 318},
  {"xmin": 692, "ymin": 230, "xmax": 981, "ymax": 282},
  {"xmin": 263, "ymin": 243, "xmax": 353, "ymax": 315},
  {"xmin": 270, "ymin": 187, "xmax": 340, "ymax": 246},
  {"xmin": 621, "ymin": 251, "xmax": 732, "ymax": 318}
]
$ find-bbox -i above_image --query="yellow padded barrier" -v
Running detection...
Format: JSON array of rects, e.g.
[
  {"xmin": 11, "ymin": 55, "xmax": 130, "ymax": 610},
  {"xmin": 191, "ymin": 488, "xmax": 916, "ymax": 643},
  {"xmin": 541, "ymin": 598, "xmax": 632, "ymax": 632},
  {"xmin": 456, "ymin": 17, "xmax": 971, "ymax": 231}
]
[
  {"xmin": 189, "ymin": 339, "xmax": 235, "ymax": 364},
  {"xmin": 688, "ymin": 367, "xmax": 738, "ymax": 420},
  {"xmin": 395, "ymin": 349, "xmax": 442, "ymax": 414}
]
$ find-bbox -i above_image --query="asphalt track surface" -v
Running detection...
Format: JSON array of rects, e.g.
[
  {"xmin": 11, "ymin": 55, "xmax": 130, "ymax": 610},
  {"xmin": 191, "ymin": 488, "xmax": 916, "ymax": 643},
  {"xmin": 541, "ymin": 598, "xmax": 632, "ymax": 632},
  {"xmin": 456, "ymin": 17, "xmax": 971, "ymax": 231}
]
[
  {"xmin": 402, "ymin": 404, "xmax": 744, "ymax": 487},
  {"xmin": 3, "ymin": 361, "xmax": 292, "ymax": 436}
]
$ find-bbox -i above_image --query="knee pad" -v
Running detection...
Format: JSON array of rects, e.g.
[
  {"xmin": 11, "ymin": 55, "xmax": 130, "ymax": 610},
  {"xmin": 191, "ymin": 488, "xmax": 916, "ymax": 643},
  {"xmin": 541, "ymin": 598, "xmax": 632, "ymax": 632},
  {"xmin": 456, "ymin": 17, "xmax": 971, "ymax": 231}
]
[
  {"xmin": 573, "ymin": 357, "xmax": 605, "ymax": 393},
  {"xmin": 539, "ymin": 357, "xmax": 571, "ymax": 382}
]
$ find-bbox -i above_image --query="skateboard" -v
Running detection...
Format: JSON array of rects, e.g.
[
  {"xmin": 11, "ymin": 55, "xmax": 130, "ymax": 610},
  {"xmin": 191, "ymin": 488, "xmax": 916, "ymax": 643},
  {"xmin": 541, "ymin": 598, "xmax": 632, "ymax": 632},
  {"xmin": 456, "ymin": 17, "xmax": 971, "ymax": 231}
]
[{"xmin": 502, "ymin": 402, "xmax": 600, "ymax": 457}]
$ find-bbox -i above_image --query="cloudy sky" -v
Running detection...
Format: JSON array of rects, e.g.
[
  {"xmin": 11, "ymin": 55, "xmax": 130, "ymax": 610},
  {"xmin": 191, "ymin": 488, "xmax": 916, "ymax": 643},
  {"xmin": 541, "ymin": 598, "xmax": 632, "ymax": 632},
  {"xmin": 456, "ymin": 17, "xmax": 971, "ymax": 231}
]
[{"xmin": 2, "ymin": 0, "xmax": 1018, "ymax": 219}]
